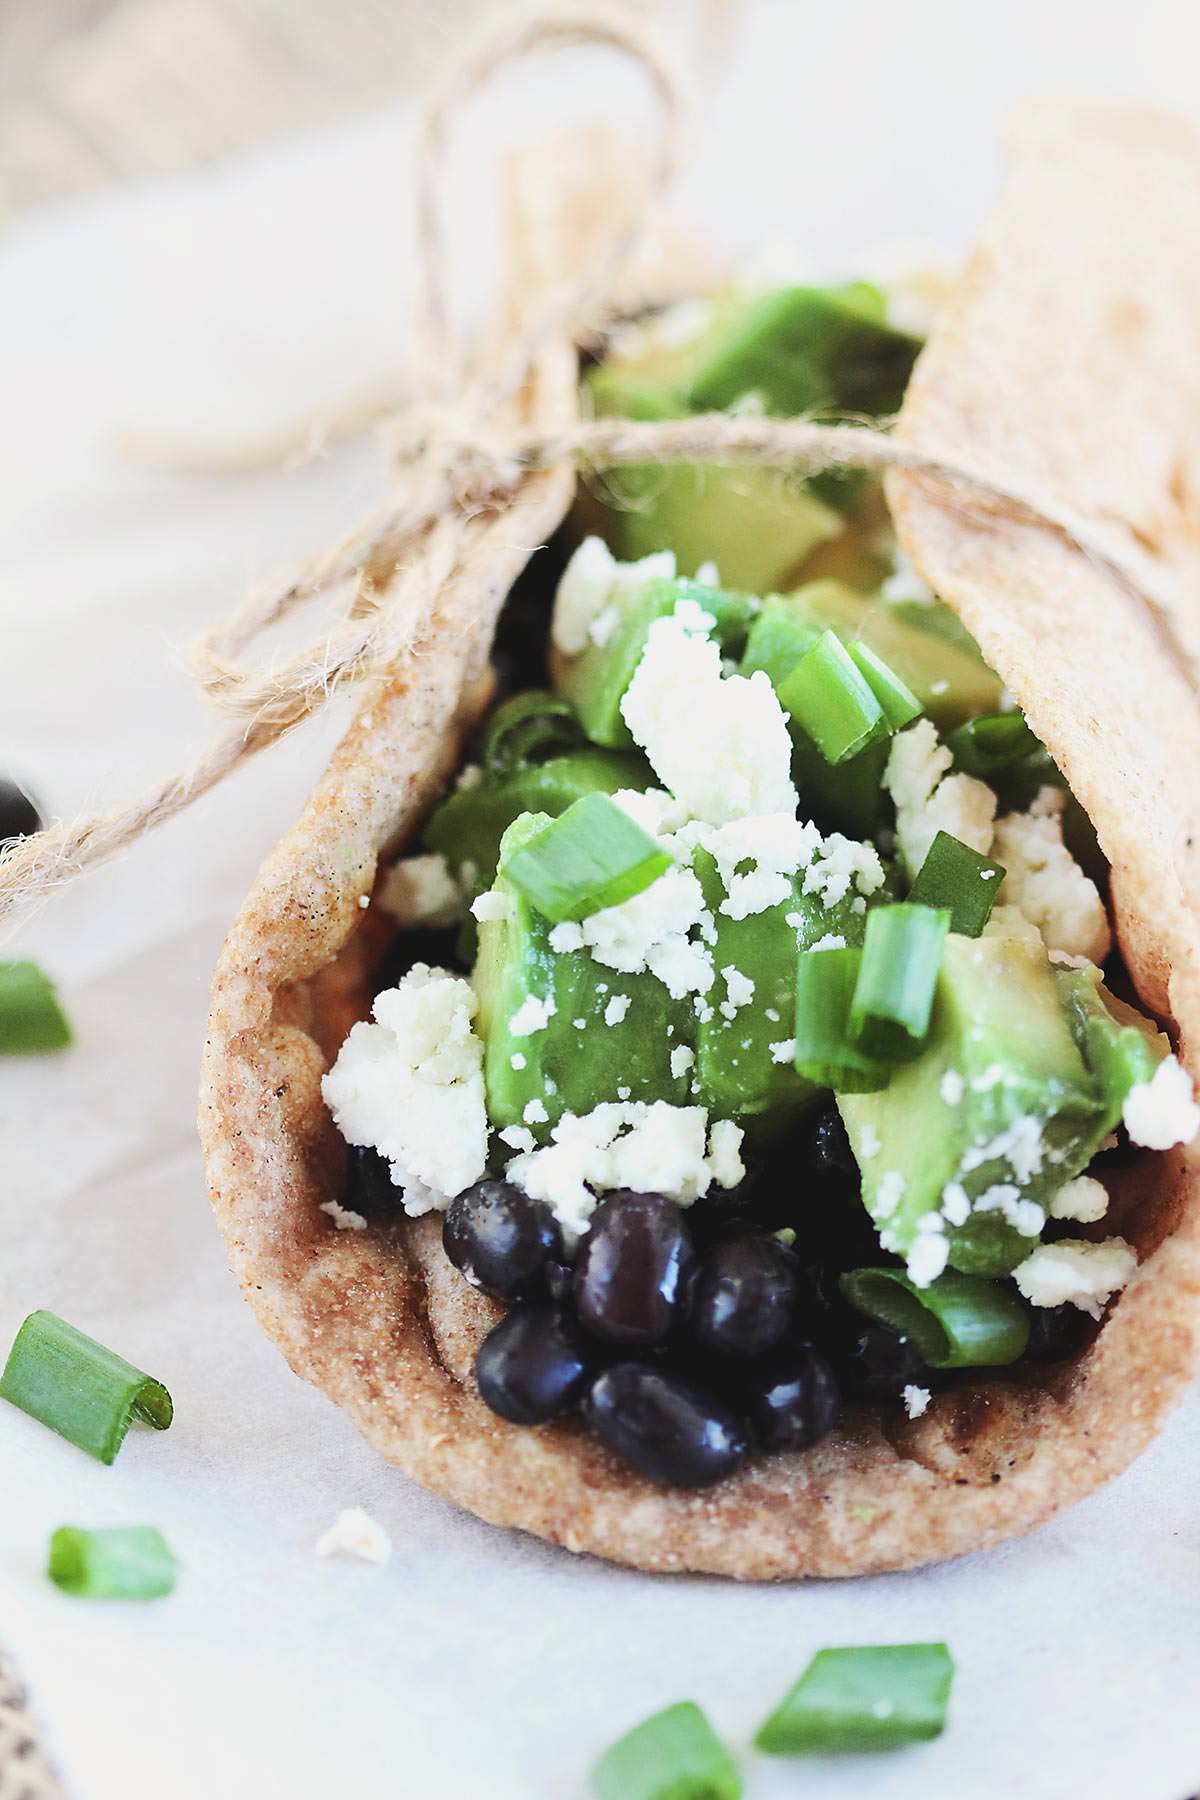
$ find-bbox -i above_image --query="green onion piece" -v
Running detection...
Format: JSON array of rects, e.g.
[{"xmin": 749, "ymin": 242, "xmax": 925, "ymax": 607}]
[
  {"xmin": 755, "ymin": 1644, "xmax": 954, "ymax": 1754},
  {"xmin": 794, "ymin": 948, "xmax": 890, "ymax": 1093},
  {"xmin": 778, "ymin": 630, "xmax": 888, "ymax": 765},
  {"xmin": 501, "ymin": 792, "xmax": 670, "ymax": 923},
  {"xmin": 591, "ymin": 1701, "xmax": 741, "ymax": 1800},
  {"xmin": 909, "ymin": 831, "xmax": 1006, "ymax": 937},
  {"xmin": 481, "ymin": 690, "xmax": 583, "ymax": 776},
  {"xmin": 946, "ymin": 711, "xmax": 1038, "ymax": 777},
  {"xmin": 48, "ymin": 1526, "xmax": 176, "ymax": 1600},
  {"xmin": 0, "ymin": 962, "xmax": 72, "ymax": 1053},
  {"xmin": 0, "ymin": 1311, "xmax": 173, "ymax": 1464},
  {"xmin": 846, "ymin": 641, "xmax": 923, "ymax": 730},
  {"xmin": 839, "ymin": 1268, "xmax": 1030, "ymax": 1368},
  {"xmin": 850, "ymin": 904, "xmax": 949, "ymax": 1061}
]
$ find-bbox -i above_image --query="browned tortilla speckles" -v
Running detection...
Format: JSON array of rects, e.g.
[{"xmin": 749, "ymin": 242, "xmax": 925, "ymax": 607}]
[{"xmin": 200, "ymin": 111, "xmax": 1200, "ymax": 1580}]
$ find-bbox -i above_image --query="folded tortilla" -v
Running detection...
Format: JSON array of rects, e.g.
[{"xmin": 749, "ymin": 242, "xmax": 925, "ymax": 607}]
[{"xmin": 199, "ymin": 100, "xmax": 1200, "ymax": 1579}]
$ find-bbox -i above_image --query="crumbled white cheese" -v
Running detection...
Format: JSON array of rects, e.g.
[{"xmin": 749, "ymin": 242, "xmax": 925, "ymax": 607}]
[
  {"xmin": 509, "ymin": 1052, "xmax": 526, "ymax": 1071},
  {"xmin": 578, "ymin": 864, "xmax": 714, "ymax": 999},
  {"xmin": 358, "ymin": 894, "xmax": 370, "ymax": 910},
  {"xmin": 455, "ymin": 762, "xmax": 483, "ymax": 793},
  {"xmin": 603, "ymin": 993, "xmax": 631, "ymax": 1027},
  {"xmin": 321, "ymin": 965, "xmax": 486, "ymax": 1213},
  {"xmin": 719, "ymin": 966, "xmax": 755, "ymax": 1021},
  {"xmin": 589, "ymin": 605, "xmax": 618, "ymax": 648},
  {"xmin": 809, "ymin": 932, "xmax": 847, "ymax": 953},
  {"xmin": 959, "ymin": 1115, "xmax": 1045, "ymax": 1185},
  {"xmin": 378, "ymin": 853, "xmax": 464, "ymax": 928},
  {"xmin": 906, "ymin": 1221, "xmax": 950, "ymax": 1288},
  {"xmin": 620, "ymin": 602, "xmax": 797, "ymax": 825},
  {"xmin": 470, "ymin": 887, "xmax": 511, "ymax": 924},
  {"xmin": 694, "ymin": 559, "xmax": 721, "ymax": 586},
  {"xmin": 315, "ymin": 1507, "xmax": 391, "ymax": 1565},
  {"xmin": 707, "ymin": 1118, "xmax": 746, "ymax": 1190},
  {"xmin": 1012, "ymin": 1237, "xmax": 1137, "ymax": 1318},
  {"xmin": 939, "ymin": 1070, "xmax": 965, "ymax": 1106},
  {"xmin": 1122, "ymin": 1054, "xmax": 1200, "ymax": 1150},
  {"xmin": 939, "ymin": 1181, "xmax": 971, "ymax": 1226},
  {"xmin": 551, "ymin": 536, "xmax": 675, "ymax": 656},
  {"xmin": 982, "ymin": 902, "xmax": 1045, "ymax": 946},
  {"xmin": 504, "ymin": 1101, "xmax": 742, "ymax": 1244},
  {"xmin": 802, "ymin": 834, "xmax": 886, "ymax": 910},
  {"xmin": 881, "ymin": 548, "xmax": 935, "ymax": 605},
  {"xmin": 508, "ymin": 993, "xmax": 557, "ymax": 1037},
  {"xmin": 859, "ymin": 1124, "xmax": 881, "ymax": 1159},
  {"xmin": 902, "ymin": 1383, "xmax": 932, "ymax": 1420},
  {"xmin": 1049, "ymin": 1175, "xmax": 1110, "ymax": 1224},
  {"xmin": 523, "ymin": 1098, "xmax": 549, "ymax": 1126},
  {"xmin": 548, "ymin": 920, "xmax": 585, "ymax": 953},
  {"xmin": 694, "ymin": 813, "xmax": 820, "ymax": 919},
  {"xmin": 992, "ymin": 802, "xmax": 1111, "ymax": 962},
  {"xmin": 973, "ymin": 1184, "xmax": 1045, "ymax": 1236},
  {"xmin": 876, "ymin": 1170, "xmax": 907, "ymax": 1218},
  {"xmin": 319, "ymin": 1198, "xmax": 368, "ymax": 1231},
  {"xmin": 610, "ymin": 786, "xmax": 689, "ymax": 839},
  {"xmin": 884, "ymin": 719, "xmax": 996, "ymax": 875},
  {"xmin": 670, "ymin": 1044, "xmax": 695, "ymax": 1079},
  {"xmin": 498, "ymin": 1124, "xmax": 536, "ymax": 1154},
  {"xmin": 769, "ymin": 1038, "xmax": 797, "ymax": 1065}
]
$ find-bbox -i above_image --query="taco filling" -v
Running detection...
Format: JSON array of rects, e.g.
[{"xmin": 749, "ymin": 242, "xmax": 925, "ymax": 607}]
[{"xmin": 318, "ymin": 277, "xmax": 1199, "ymax": 1493}]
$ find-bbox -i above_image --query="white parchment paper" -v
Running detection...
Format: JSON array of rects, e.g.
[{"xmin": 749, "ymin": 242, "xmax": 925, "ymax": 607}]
[{"xmin": 2, "ymin": 5, "xmax": 1199, "ymax": 1796}]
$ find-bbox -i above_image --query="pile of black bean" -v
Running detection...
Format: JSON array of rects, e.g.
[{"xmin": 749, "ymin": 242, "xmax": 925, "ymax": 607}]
[{"xmin": 435, "ymin": 1107, "xmax": 935, "ymax": 1490}]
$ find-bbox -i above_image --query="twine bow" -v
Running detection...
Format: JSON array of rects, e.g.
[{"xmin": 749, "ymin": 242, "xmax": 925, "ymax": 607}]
[{"xmin": 0, "ymin": 0, "xmax": 1193, "ymax": 929}]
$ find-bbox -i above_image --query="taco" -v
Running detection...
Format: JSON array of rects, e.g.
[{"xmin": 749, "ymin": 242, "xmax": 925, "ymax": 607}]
[{"xmin": 200, "ymin": 98, "xmax": 1200, "ymax": 1579}]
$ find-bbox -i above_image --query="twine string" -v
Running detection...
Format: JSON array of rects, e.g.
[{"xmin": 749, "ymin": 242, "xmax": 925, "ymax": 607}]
[{"xmin": 0, "ymin": 2, "xmax": 1192, "ymax": 929}]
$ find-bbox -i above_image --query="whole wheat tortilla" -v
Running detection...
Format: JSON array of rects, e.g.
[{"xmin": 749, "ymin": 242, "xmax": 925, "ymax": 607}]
[{"xmin": 200, "ymin": 100, "xmax": 1200, "ymax": 1579}]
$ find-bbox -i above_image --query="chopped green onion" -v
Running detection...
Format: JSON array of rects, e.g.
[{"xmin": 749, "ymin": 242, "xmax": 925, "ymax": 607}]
[
  {"xmin": 482, "ymin": 691, "xmax": 583, "ymax": 776},
  {"xmin": 0, "ymin": 1311, "xmax": 173, "ymax": 1464},
  {"xmin": 946, "ymin": 711, "xmax": 1039, "ymax": 777},
  {"xmin": 0, "ymin": 962, "xmax": 71, "ymax": 1053},
  {"xmin": 794, "ymin": 948, "xmax": 890, "ymax": 1092},
  {"xmin": 850, "ymin": 904, "xmax": 949, "ymax": 1062},
  {"xmin": 846, "ymin": 641, "xmax": 923, "ymax": 730},
  {"xmin": 839, "ymin": 1268, "xmax": 1030, "ymax": 1368},
  {"xmin": 909, "ymin": 831, "xmax": 1006, "ymax": 937},
  {"xmin": 591, "ymin": 1701, "xmax": 741, "ymax": 1800},
  {"xmin": 48, "ymin": 1526, "xmax": 176, "ymax": 1600},
  {"xmin": 501, "ymin": 792, "xmax": 670, "ymax": 924},
  {"xmin": 778, "ymin": 630, "xmax": 888, "ymax": 765},
  {"xmin": 755, "ymin": 1644, "xmax": 954, "ymax": 1754}
]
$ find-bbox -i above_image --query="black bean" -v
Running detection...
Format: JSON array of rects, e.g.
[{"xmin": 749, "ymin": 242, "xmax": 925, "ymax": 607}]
[
  {"xmin": 443, "ymin": 1180, "xmax": 562, "ymax": 1301},
  {"xmin": 475, "ymin": 1306, "xmax": 592, "ymax": 1425},
  {"xmin": 573, "ymin": 1191, "xmax": 693, "ymax": 1347},
  {"xmin": 742, "ymin": 1344, "xmax": 841, "ymax": 1452},
  {"xmin": 0, "ymin": 779, "xmax": 41, "ymax": 844},
  {"xmin": 345, "ymin": 1145, "xmax": 399, "ymax": 1217},
  {"xmin": 691, "ymin": 1234, "xmax": 798, "ymax": 1358},
  {"xmin": 1022, "ymin": 1304, "xmax": 1094, "ymax": 1364},
  {"xmin": 586, "ymin": 1363, "xmax": 749, "ymax": 1488}
]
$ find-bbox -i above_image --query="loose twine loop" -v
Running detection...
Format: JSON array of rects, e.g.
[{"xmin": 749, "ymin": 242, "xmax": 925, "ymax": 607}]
[{"xmin": 0, "ymin": 0, "xmax": 1193, "ymax": 928}]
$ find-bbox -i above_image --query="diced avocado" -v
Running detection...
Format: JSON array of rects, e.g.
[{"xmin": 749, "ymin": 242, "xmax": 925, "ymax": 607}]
[
  {"xmin": 685, "ymin": 284, "xmax": 922, "ymax": 420},
  {"xmin": 1056, "ymin": 964, "xmax": 1169, "ymax": 1105},
  {"xmin": 424, "ymin": 748, "xmax": 649, "ymax": 889},
  {"xmin": 690, "ymin": 848, "xmax": 877, "ymax": 1124},
  {"xmin": 553, "ymin": 576, "xmax": 758, "ymax": 750},
  {"xmin": 839, "ymin": 936, "xmax": 1110, "ymax": 1275},
  {"xmin": 473, "ymin": 814, "xmax": 691, "ymax": 1137}
]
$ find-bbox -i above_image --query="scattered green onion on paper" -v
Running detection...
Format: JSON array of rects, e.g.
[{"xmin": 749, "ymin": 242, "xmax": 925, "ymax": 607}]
[
  {"xmin": 48, "ymin": 1526, "xmax": 177, "ymax": 1600},
  {"xmin": 501, "ymin": 791, "xmax": 671, "ymax": 923},
  {"xmin": 755, "ymin": 1643, "xmax": 955, "ymax": 1754},
  {"xmin": 850, "ymin": 903, "xmax": 949, "ymax": 1061},
  {"xmin": 0, "ymin": 1310, "xmax": 173, "ymax": 1463},
  {"xmin": 0, "ymin": 961, "xmax": 72, "ymax": 1053},
  {"xmin": 591, "ymin": 1701, "xmax": 741, "ymax": 1800},
  {"xmin": 840, "ymin": 1268, "xmax": 1031, "ymax": 1369},
  {"xmin": 909, "ymin": 830, "xmax": 1006, "ymax": 937}
]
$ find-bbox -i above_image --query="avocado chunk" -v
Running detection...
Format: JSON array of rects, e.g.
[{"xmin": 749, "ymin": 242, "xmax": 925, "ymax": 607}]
[
  {"xmin": 473, "ymin": 814, "xmax": 692, "ymax": 1137},
  {"xmin": 424, "ymin": 748, "xmax": 649, "ymax": 890},
  {"xmin": 553, "ymin": 575, "xmax": 759, "ymax": 750},
  {"xmin": 691, "ymin": 846, "xmax": 877, "ymax": 1124},
  {"xmin": 685, "ymin": 283, "xmax": 921, "ymax": 417},
  {"xmin": 583, "ymin": 305, "xmax": 845, "ymax": 593},
  {"xmin": 1056, "ymin": 963, "xmax": 1169, "ymax": 1101},
  {"xmin": 838, "ymin": 936, "xmax": 1112, "ymax": 1275}
]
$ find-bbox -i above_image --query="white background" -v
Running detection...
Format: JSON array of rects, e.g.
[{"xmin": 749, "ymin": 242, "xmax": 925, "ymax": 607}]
[{"xmin": 2, "ymin": 3, "xmax": 1199, "ymax": 1796}]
